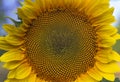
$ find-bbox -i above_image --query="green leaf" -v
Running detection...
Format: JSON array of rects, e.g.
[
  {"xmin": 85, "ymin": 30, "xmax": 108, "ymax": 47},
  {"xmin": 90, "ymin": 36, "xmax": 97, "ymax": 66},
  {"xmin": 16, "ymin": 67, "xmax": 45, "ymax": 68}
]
[
  {"xmin": 101, "ymin": 78, "xmax": 120, "ymax": 82},
  {"xmin": 0, "ymin": 50, "xmax": 6, "ymax": 56},
  {"xmin": 19, "ymin": 1, "xmax": 24, "ymax": 6},
  {"xmin": 101, "ymin": 78, "xmax": 109, "ymax": 82},
  {"xmin": 5, "ymin": 16, "xmax": 22, "ymax": 27}
]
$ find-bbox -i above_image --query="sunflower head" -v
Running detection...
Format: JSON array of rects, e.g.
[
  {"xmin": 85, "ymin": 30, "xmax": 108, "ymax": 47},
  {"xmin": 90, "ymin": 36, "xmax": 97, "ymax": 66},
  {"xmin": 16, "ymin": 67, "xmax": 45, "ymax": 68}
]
[{"xmin": 0, "ymin": 0, "xmax": 120, "ymax": 82}]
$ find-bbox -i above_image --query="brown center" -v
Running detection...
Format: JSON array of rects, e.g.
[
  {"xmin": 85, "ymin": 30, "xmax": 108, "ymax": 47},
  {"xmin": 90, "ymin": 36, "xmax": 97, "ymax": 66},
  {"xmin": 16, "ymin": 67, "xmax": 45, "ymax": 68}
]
[{"xmin": 25, "ymin": 9, "xmax": 97, "ymax": 82}]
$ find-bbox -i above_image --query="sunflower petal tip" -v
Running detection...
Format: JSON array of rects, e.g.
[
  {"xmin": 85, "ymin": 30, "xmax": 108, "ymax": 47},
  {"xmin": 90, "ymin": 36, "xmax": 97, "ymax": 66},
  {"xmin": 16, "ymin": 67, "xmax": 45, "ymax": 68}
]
[{"xmin": 112, "ymin": 33, "xmax": 120, "ymax": 40}]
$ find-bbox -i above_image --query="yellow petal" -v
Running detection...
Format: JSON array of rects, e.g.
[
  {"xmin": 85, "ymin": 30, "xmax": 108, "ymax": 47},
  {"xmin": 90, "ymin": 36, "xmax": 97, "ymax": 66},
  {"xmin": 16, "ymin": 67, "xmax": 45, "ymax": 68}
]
[
  {"xmin": 35, "ymin": 0, "xmax": 52, "ymax": 12},
  {"xmin": 95, "ymin": 50, "xmax": 120, "ymax": 63},
  {"xmin": 112, "ymin": 33, "xmax": 120, "ymax": 40},
  {"xmin": 73, "ymin": 0, "xmax": 82, "ymax": 9},
  {"xmin": 5, "ymin": 79, "xmax": 16, "ymax": 82},
  {"xmin": 87, "ymin": 0, "xmax": 109, "ymax": 18},
  {"xmin": 97, "ymin": 25, "xmax": 117, "ymax": 36},
  {"xmin": 108, "ymin": 51, "xmax": 120, "ymax": 61},
  {"xmin": 28, "ymin": 73, "xmax": 36, "ymax": 82},
  {"xmin": 24, "ymin": 0, "xmax": 33, "ymax": 6},
  {"xmin": 17, "ymin": 8, "xmax": 31, "ymax": 24},
  {"xmin": 35, "ymin": 78, "xmax": 46, "ymax": 82},
  {"xmin": 98, "ymin": 35, "xmax": 116, "ymax": 48},
  {"xmin": 5, "ymin": 35, "xmax": 24, "ymax": 46},
  {"xmin": 91, "ymin": 7, "xmax": 115, "ymax": 26},
  {"xmin": 4, "ymin": 79, "xmax": 10, "ymax": 82},
  {"xmin": 15, "ymin": 63, "xmax": 31, "ymax": 79},
  {"xmin": 4, "ymin": 79, "xmax": 11, "ymax": 82},
  {"xmin": 3, "ymin": 60, "xmax": 25, "ymax": 70},
  {"xmin": 51, "ymin": 0, "xmax": 64, "ymax": 8},
  {"xmin": 95, "ymin": 54, "xmax": 111, "ymax": 63},
  {"xmin": 0, "ymin": 49, "xmax": 24, "ymax": 62},
  {"xmin": 35, "ymin": 0, "xmax": 47, "ymax": 12},
  {"xmin": 8, "ymin": 72, "xmax": 36, "ymax": 82},
  {"xmin": 44, "ymin": 0, "xmax": 54, "ymax": 10},
  {"xmin": 94, "ymin": 66, "xmax": 115, "ymax": 81},
  {"xmin": 85, "ymin": 0, "xmax": 100, "ymax": 15},
  {"xmin": 75, "ymin": 74, "xmax": 97, "ymax": 82},
  {"xmin": 3, "ymin": 24, "xmax": 25, "ymax": 37},
  {"xmin": 3, "ymin": 24, "xmax": 16, "ymax": 34},
  {"xmin": 35, "ymin": 0, "xmax": 44, "ymax": 10},
  {"xmin": 96, "ymin": 69, "xmax": 115, "ymax": 81},
  {"xmin": 35, "ymin": 78, "xmax": 40, "ymax": 82},
  {"xmin": 8, "ymin": 70, "xmax": 16, "ymax": 79},
  {"xmin": 22, "ymin": 6, "xmax": 37, "ymax": 19},
  {"xmin": 19, "ymin": 25, "xmax": 28, "ymax": 32},
  {"xmin": 87, "ymin": 68, "xmax": 103, "ymax": 81},
  {"xmin": 96, "ymin": 62, "xmax": 120, "ymax": 73},
  {"xmin": 0, "ymin": 37, "xmax": 17, "ymax": 51},
  {"xmin": 17, "ymin": 8, "xmax": 27, "ymax": 19}
]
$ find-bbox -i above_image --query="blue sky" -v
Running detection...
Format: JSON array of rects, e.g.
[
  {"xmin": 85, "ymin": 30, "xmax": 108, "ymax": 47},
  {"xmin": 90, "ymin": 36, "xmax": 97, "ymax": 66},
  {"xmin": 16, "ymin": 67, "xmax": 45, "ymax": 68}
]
[{"xmin": 110, "ymin": 0, "xmax": 120, "ymax": 25}]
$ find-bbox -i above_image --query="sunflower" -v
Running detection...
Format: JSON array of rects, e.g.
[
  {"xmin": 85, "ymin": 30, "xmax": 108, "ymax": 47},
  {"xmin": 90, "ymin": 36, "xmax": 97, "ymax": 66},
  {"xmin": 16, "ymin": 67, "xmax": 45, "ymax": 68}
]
[{"xmin": 0, "ymin": 0, "xmax": 120, "ymax": 82}]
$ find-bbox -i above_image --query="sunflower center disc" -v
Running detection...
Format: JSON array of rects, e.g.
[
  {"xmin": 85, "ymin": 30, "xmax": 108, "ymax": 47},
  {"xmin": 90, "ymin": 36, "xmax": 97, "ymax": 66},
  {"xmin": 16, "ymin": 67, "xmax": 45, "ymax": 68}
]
[{"xmin": 25, "ymin": 9, "xmax": 97, "ymax": 82}]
